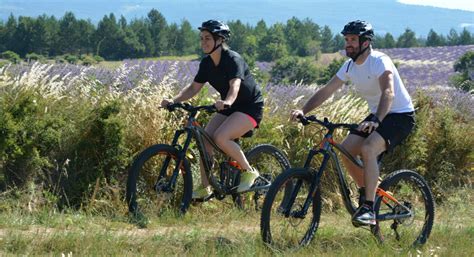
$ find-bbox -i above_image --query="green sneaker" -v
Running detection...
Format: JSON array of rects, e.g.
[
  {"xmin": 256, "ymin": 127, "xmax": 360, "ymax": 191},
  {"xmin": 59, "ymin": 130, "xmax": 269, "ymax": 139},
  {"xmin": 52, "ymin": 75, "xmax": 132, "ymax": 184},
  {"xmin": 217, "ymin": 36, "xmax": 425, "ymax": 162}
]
[
  {"xmin": 192, "ymin": 185, "xmax": 212, "ymax": 200},
  {"xmin": 237, "ymin": 167, "xmax": 260, "ymax": 193}
]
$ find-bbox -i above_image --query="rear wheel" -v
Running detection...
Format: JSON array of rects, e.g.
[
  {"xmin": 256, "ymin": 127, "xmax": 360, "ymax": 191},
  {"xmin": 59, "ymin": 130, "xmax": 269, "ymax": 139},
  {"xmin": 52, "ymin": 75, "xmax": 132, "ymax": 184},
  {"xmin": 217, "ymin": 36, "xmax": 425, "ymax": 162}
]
[
  {"xmin": 234, "ymin": 144, "xmax": 291, "ymax": 212},
  {"xmin": 126, "ymin": 144, "xmax": 193, "ymax": 223},
  {"xmin": 374, "ymin": 170, "xmax": 435, "ymax": 248},
  {"xmin": 260, "ymin": 168, "xmax": 322, "ymax": 250}
]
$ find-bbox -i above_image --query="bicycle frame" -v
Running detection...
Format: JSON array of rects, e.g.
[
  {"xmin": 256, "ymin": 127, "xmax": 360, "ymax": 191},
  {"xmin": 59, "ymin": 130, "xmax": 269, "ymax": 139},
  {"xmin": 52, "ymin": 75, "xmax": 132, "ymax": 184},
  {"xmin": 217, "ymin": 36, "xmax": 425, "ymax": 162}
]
[
  {"xmin": 285, "ymin": 116, "xmax": 412, "ymax": 221},
  {"xmin": 159, "ymin": 107, "xmax": 230, "ymax": 194}
]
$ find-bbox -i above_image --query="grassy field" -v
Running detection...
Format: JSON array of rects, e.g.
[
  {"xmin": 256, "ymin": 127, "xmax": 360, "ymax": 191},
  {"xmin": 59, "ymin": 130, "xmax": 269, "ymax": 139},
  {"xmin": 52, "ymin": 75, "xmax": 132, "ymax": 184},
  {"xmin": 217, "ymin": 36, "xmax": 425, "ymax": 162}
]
[{"xmin": 0, "ymin": 187, "xmax": 472, "ymax": 256}]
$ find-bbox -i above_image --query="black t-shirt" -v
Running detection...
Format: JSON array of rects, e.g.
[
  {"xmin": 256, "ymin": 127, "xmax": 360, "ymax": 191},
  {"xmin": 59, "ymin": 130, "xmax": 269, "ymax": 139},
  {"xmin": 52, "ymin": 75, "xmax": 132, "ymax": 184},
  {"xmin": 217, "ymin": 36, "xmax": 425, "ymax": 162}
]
[{"xmin": 194, "ymin": 49, "xmax": 264, "ymax": 107}]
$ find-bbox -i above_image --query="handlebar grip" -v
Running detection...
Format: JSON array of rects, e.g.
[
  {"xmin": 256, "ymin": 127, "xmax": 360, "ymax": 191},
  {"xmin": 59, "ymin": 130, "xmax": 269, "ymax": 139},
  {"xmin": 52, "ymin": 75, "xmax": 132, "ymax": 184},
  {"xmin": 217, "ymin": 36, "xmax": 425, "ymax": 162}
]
[
  {"xmin": 205, "ymin": 105, "xmax": 218, "ymax": 112},
  {"xmin": 165, "ymin": 102, "xmax": 187, "ymax": 112},
  {"xmin": 298, "ymin": 115, "xmax": 310, "ymax": 126},
  {"xmin": 349, "ymin": 124, "xmax": 359, "ymax": 130}
]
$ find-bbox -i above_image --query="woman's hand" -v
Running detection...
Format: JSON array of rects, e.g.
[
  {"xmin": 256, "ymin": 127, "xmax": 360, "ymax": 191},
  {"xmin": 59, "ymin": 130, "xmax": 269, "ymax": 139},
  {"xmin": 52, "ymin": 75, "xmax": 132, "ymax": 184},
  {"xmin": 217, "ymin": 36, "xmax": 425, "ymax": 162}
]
[
  {"xmin": 214, "ymin": 100, "xmax": 230, "ymax": 111},
  {"xmin": 160, "ymin": 99, "xmax": 174, "ymax": 108}
]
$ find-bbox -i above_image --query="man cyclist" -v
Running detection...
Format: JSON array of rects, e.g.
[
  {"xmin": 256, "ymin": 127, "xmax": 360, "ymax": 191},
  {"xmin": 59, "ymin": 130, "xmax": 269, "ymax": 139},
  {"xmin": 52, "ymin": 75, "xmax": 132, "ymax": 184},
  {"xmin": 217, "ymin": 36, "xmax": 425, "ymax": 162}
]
[
  {"xmin": 290, "ymin": 20, "xmax": 415, "ymax": 226},
  {"xmin": 161, "ymin": 20, "xmax": 263, "ymax": 199}
]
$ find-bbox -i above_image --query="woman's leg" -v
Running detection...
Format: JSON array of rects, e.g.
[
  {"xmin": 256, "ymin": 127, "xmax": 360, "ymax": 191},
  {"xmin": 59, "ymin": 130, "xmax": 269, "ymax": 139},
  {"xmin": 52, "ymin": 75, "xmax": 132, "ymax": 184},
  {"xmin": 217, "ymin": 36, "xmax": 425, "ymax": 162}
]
[
  {"xmin": 213, "ymin": 112, "xmax": 255, "ymax": 170},
  {"xmin": 198, "ymin": 113, "xmax": 228, "ymax": 187}
]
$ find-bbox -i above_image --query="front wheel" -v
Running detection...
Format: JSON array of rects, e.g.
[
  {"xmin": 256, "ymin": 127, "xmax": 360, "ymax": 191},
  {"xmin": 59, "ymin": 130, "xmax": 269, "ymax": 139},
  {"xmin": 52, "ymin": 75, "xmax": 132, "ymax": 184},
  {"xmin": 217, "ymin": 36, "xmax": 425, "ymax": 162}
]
[
  {"xmin": 374, "ymin": 169, "xmax": 435, "ymax": 248},
  {"xmin": 233, "ymin": 144, "xmax": 291, "ymax": 212},
  {"xmin": 260, "ymin": 168, "xmax": 322, "ymax": 250},
  {"xmin": 126, "ymin": 144, "xmax": 193, "ymax": 221}
]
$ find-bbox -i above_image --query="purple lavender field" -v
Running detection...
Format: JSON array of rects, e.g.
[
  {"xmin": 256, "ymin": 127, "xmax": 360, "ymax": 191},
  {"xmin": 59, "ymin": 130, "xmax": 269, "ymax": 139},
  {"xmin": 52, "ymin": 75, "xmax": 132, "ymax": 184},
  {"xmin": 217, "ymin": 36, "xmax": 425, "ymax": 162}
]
[
  {"xmin": 381, "ymin": 45, "xmax": 474, "ymax": 88},
  {"xmin": 3, "ymin": 45, "xmax": 473, "ymax": 118}
]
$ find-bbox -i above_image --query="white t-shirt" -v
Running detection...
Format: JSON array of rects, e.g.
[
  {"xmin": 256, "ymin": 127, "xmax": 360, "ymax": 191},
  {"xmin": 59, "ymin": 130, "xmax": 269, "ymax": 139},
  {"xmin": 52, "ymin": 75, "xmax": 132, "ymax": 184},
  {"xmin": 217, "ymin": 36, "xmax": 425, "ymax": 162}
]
[{"xmin": 336, "ymin": 50, "xmax": 414, "ymax": 114}]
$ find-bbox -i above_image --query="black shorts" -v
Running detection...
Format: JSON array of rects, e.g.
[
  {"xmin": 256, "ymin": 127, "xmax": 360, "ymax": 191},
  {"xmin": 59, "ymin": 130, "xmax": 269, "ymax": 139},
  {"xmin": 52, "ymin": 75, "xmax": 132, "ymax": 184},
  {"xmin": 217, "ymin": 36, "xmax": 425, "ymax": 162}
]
[
  {"xmin": 218, "ymin": 102, "xmax": 264, "ymax": 127},
  {"xmin": 350, "ymin": 112, "xmax": 415, "ymax": 152}
]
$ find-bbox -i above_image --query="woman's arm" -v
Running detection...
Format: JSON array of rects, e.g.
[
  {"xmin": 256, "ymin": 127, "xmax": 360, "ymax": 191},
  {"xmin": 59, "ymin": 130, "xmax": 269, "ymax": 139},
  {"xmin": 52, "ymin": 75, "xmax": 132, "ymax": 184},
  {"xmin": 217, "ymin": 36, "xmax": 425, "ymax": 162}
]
[
  {"xmin": 215, "ymin": 78, "xmax": 241, "ymax": 110},
  {"xmin": 161, "ymin": 81, "xmax": 204, "ymax": 107},
  {"xmin": 173, "ymin": 81, "xmax": 205, "ymax": 103}
]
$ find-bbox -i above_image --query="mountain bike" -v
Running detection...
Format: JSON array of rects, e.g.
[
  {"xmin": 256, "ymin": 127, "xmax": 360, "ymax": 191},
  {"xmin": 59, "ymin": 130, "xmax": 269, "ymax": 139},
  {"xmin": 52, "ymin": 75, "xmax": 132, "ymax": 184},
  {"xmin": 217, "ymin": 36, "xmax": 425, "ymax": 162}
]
[
  {"xmin": 126, "ymin": 102, "xmax": 290, "ymax": 221},
  {"xmin": 260, "ymin": 115, "xmax": 435, "ymax": 250}
]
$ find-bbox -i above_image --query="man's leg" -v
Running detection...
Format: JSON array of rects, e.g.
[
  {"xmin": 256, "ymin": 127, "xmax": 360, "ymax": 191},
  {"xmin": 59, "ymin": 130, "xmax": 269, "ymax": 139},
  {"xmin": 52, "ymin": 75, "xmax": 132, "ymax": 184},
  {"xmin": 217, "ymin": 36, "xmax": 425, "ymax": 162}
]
[
  {"xmin": 341, "ymin": 134, "xmax": 366, "ymax": 187},
  {"xmin": 360, "ymin": 132, "xmax": 386, "ymax": 202},
  {"xmin": 352, "ymin": 131, "xmax": 386, "ymax": 226}
]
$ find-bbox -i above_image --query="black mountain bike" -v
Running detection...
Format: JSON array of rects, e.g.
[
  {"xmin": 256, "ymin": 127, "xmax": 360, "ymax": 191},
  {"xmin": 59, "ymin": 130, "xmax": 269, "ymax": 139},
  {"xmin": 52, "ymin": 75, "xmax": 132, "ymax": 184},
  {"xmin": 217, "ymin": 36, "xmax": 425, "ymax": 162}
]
[
  {"xmin": 126, "ymin": 102, "xmax": 290, "ymax": 220},
  {"xmin": 260, "ymin": 115, "xmax": 435, "ymax": 250}
]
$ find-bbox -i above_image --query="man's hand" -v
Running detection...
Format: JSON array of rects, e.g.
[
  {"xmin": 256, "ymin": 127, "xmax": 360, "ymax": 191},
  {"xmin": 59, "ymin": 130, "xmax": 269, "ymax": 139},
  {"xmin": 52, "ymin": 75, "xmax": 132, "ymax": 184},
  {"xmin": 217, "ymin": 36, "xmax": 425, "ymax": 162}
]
[
  {"xmin": 290, "ymin": 109, "xmax": 305, "ymax": 121},
  {"xmin": 358, "ymin": 120, "xmax": 380, "ymax": 133}
]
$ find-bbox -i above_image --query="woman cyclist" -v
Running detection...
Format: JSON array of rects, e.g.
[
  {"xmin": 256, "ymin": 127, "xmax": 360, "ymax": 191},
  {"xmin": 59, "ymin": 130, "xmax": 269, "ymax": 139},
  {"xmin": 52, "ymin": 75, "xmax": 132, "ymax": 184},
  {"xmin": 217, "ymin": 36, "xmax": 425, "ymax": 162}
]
[{"xmin": 161, "ymin": 20, "xmax": 264, "ymax": 200}]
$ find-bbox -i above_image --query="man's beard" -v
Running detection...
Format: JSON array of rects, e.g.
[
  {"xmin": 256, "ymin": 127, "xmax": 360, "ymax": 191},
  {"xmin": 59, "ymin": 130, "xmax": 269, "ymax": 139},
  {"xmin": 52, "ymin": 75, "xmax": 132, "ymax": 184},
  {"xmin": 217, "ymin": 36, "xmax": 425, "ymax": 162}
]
[{"xmin": 345, "ymin": 46, "xmax": 360, "ymax": 59}]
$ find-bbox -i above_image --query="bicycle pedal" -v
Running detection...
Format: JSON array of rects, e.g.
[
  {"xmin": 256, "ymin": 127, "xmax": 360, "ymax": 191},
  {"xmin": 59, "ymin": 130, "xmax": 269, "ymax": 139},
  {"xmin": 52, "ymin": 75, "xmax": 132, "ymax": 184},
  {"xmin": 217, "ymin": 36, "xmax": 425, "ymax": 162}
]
[{"xmin": 192, "ymin": 193, "xmax": 214, "ymax": 202}]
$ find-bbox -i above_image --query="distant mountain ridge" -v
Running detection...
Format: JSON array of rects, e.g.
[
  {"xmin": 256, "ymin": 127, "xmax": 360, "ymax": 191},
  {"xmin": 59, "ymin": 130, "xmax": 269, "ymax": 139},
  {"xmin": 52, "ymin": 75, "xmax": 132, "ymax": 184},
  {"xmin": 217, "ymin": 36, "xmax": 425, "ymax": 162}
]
[{"xmin": 1, "ymin": 0, "xmax": 473, "ymax": 37}]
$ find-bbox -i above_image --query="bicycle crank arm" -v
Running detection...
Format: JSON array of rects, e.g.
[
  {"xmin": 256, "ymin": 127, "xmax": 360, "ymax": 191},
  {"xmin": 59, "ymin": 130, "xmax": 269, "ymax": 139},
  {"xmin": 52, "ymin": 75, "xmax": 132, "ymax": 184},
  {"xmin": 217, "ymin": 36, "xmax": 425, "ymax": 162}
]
[
  {"xmin": 377, "ymin": 212, "xmax": 413, "ymax": 221},
  {"xmin": 234, "ymin": 184, "xmax": 271, "ymax": 194}
]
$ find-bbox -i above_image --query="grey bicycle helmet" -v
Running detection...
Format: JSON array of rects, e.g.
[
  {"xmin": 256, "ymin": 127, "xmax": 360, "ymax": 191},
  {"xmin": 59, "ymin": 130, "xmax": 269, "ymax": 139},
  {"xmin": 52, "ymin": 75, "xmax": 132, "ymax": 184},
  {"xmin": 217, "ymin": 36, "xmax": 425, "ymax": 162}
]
[{"xmin": 198, "ymin": 20, "xmax": 231, "ymax": 41}]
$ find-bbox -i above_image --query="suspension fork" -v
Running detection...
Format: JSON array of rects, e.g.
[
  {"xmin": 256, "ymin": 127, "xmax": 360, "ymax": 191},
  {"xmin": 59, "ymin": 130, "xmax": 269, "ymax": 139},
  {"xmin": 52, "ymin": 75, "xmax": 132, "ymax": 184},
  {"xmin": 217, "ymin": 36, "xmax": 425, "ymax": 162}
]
[
  {"xmin": 283, "ymin": 150, "xmax": 331, "ymax": 217},
  {"xmin": 158, "ymin": 129, "xmax": 193, "ymax": 192},
  {"xmin": 158, "ymin": 129, "xmax": 184, "ymax": 178}
]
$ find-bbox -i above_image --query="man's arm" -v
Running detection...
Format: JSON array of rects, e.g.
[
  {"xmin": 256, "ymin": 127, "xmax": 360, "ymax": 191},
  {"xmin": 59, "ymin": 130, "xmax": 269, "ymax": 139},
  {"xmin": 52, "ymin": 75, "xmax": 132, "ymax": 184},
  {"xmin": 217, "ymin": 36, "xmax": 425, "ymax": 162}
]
[
  {"xmin": 302, "ymin": 75, "xmax": 345, "ymax": 114},
  {"xmin": 375, "ymin": 71, "xmax": 395, "ymax": 121},
  {"xmin": 290, "ymin": 75, "xmax": 344, "ymax": 120}
]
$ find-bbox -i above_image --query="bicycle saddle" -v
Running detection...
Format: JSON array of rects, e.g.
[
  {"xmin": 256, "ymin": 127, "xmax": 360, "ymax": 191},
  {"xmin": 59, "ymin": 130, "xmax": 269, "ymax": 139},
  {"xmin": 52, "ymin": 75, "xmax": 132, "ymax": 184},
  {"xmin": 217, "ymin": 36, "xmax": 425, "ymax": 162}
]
[{"xmin": 241, "ymin": 129, "xmax": 254, "ymax": 138}]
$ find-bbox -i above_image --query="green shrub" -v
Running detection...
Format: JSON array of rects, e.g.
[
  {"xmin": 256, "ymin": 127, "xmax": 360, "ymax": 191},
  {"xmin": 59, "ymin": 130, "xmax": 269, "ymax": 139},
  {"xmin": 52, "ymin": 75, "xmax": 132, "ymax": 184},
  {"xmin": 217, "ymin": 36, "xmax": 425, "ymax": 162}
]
[
  {"xmin": 0, "ymin": 68, "xmax": 130, "ymax": 207},
  {"xmin": 57, "ymin": 100, "xmax": 130, "ymax": 208},
  {"xmin": 1, "ymin": 51, "xmax": 21, "ymax": 63},
  {"xmin": 270, "ymin": 56, "xmax": 323, "ymax": 84},
  {"xmin": 0, "ymin": 91, "xmax": 66, "ymax": 188},
  {"xmin": 93, "ymin": 55, "xmax": 105, "ymax": 63},
  {"xmin": 317, "ymin": 57, "xmax": 346, "ymax": 84},
  {"xmin": 25, "ymin": 53, "xmax": 46, "ymax": 63},
  {"xmin": 450, "ymin": 51, "xmax": 474, "ymax": 92},
  {"xmin": 64, "ymin": 54, "xmax": 79, "ymax": 64},
  {"xmin": 382, "ymin": 92, "xmax": 474, "ymax": 200},
  {"xmin": 80, "ymin": 55, "xmax": 97, "ymax": 66}
]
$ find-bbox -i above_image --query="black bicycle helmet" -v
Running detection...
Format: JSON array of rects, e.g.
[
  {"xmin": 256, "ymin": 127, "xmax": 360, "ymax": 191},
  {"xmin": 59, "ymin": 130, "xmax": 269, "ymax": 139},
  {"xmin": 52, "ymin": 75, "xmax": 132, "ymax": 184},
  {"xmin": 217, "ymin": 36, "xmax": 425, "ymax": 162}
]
[
  {"xmin": 341, "ymin": 20, "xmax": 374, "ymax": 40},
  {"xmin": 198, "ymin": 20, "xmax": 231, "ymax": 41}
]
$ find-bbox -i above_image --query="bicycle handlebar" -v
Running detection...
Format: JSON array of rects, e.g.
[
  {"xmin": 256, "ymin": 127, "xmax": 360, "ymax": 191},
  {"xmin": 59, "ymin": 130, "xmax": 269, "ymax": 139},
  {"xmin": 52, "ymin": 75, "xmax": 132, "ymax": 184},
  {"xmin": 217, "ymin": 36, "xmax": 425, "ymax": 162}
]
[
  {"xmin": 298, "ymin": 115, "xmax": 358, "ymax": 131},
  {"xmin": 165, "ymin": 102, "xmax": 217, "ymax": 113}
]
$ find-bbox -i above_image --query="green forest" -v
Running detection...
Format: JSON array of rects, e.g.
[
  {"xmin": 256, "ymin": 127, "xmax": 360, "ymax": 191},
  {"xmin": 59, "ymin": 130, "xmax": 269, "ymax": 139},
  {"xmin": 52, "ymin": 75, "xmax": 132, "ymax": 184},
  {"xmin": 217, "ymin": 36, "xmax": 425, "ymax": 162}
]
[{"xmin": 1, "ymin": 9, "xmax": 473, "ymax": 61}]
